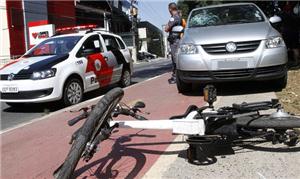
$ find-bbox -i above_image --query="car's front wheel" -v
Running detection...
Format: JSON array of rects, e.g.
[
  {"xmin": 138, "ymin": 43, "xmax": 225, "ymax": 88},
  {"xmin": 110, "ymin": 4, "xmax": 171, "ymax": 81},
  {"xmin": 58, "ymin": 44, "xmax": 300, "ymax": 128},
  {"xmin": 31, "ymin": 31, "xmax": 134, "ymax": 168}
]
[
  {"xmin": 63, "ymin": 78, "xmax": 83, "ymax": 106},
  {"xmin": 176, "ymin": 72, "xmax": 192, "ymax": 93},
  {"xmin": 119, "ymin": 68, "xmax": 131, "ymax": 87}
]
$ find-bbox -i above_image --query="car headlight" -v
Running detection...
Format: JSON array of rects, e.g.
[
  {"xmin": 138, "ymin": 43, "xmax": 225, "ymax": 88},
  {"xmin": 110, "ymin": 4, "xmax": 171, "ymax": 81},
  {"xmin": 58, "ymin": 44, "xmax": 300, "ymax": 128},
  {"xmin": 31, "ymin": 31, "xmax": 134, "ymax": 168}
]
[
  {"xmin": 266, "ymin": 36, "xmax": 285, "ymax": 48},
  {"xmin": 31, "ymin": 68, "xmax": 56, "ymax": 80},
  {"xmin": 180, "ymin": 44, "xmax": 197, "ymax": 54}
]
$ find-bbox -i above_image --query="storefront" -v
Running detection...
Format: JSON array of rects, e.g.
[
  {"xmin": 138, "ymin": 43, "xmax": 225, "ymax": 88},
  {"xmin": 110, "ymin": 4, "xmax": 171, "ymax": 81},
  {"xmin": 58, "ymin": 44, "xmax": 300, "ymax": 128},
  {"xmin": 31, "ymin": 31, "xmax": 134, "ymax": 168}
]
[{"xmin": 2, "ymin": 0, "xmax": 131, "ymax": 60}]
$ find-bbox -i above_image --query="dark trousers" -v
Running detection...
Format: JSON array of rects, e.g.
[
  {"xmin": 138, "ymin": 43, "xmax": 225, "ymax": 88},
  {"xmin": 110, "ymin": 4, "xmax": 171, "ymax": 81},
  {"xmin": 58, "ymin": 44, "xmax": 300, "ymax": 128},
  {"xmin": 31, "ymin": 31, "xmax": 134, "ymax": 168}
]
[{"xmin": 170, "ymin": 39, "xmax": 180, "ymax": 75}]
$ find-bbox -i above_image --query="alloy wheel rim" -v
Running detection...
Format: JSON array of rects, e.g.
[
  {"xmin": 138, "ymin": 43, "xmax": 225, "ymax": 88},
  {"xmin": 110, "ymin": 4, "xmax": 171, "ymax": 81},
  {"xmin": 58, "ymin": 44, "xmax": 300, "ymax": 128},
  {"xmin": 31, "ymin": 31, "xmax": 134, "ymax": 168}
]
[
  {"xmin": 123, "ymin": 71, "xmax": 131, "ymax": 86},
  {"xmin": 67, "ymin": 82, "xmax": 82, "ymax": 104}
]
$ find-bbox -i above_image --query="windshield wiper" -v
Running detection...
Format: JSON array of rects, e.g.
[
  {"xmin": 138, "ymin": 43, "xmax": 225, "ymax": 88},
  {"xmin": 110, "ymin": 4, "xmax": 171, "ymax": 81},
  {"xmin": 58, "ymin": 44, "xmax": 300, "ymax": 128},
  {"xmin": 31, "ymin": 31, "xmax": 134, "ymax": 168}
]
[
  {"xmin": 190, "ymin": 24, "xmax": 214, "ymax": 28},
  {"xmin": 226, "ymin": 20, "xmax": 250, "ymax": 24}
]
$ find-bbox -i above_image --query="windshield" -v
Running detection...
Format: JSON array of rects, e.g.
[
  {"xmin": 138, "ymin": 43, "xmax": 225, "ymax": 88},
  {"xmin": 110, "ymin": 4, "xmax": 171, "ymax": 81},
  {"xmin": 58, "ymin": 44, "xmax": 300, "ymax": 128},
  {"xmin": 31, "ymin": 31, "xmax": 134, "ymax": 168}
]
[
  {"xmin": 25, "ymin": 36, "xmax": 82, "ymax": 57},
  {"xmin": 188, "ymin": 5, "xmax": 265, "ymax": 28}
]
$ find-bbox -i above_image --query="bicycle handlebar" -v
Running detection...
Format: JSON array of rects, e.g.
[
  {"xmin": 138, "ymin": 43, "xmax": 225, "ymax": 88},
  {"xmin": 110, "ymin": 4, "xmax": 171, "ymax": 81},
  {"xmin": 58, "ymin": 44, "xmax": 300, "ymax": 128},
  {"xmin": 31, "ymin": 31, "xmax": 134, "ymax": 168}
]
[{"xmin": 114, "ymin": 108, "xmax": 148, "ymax": 120}]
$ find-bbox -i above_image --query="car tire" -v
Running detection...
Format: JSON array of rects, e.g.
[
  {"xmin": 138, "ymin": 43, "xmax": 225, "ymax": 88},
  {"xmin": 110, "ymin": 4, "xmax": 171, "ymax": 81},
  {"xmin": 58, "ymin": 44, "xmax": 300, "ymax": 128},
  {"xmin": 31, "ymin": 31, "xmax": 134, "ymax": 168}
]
[
  {"xmin": 6, "ymin": 102, "xmax": 24, "ymax": 108},
  {"xmin": 63, "ymin": 78, "xmax": 83, "ymax": 106},
  {"xmin": 119, "ymin": 68, "xmax": 131, "ymax": 87},
  {"xmin": 176, "ymin": 71, "xmax": 192, "ymax": 93}
]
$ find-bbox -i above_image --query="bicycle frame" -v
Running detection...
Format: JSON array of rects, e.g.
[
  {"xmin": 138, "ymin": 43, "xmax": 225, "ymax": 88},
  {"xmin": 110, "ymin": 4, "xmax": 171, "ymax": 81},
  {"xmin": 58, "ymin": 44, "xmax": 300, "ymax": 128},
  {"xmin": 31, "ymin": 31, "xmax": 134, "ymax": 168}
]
[{"xmin": 110, "ymin": 110, "xmax": 208, "ymax": 135}]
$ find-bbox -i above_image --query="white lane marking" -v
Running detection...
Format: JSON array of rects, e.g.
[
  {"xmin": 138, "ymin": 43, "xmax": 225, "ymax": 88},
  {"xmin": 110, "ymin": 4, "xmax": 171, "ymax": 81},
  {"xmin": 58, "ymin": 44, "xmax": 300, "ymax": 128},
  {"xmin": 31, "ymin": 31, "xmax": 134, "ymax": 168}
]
[
  {"xmin": 0, "ymin": 73, "xmax": 169, "ymax": 135},
  {"xmin": 257, "ymin": 172, "xmax": 267, "ymax": 179}
]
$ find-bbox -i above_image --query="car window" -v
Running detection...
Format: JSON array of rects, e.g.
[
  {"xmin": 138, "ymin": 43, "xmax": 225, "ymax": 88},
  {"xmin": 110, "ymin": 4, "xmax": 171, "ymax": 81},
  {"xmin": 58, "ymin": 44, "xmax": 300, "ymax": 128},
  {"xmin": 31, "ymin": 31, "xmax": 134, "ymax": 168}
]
[
  {"xmin": 24, "ymin": 36, "xmax": 82, "ymax": 57},
  {"xmin": 188, "ymin": 5, "xmax": 265, "ymax": 28},
  {"xmin": 80, "ymin": 35, "xmax": 103, "ymax": 53},
  {"xmin": 102, "ymin": 35, "xmax": 120, "ymax": 51},
  {"xmin": 116, "ymin": 37, "xmax": 126, "ymax": 49}
]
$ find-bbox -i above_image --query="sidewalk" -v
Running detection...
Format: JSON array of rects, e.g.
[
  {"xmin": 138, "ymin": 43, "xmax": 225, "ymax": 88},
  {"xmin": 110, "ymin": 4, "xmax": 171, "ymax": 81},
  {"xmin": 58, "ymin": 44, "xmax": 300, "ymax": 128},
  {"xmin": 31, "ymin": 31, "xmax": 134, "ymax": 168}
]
[{"xmin": 1, "ymin": 73, "xmax": 205, "ymax": 179}]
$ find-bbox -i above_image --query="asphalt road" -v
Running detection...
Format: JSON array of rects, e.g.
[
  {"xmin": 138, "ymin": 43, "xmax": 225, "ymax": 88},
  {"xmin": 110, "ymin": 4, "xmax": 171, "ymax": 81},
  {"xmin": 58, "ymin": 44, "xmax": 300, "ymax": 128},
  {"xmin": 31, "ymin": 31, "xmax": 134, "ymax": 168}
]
[{"xmin": 0, "ymin": 58, "xmax": 172, "ymax": 130}]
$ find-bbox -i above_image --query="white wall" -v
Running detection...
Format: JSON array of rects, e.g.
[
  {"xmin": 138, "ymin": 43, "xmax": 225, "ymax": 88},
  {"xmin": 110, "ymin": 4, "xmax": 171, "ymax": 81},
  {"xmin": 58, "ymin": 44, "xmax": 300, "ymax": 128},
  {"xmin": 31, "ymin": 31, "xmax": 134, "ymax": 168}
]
[{"xmin": 0, "ymin": 0, "xmax": 11, "ymax": 63}]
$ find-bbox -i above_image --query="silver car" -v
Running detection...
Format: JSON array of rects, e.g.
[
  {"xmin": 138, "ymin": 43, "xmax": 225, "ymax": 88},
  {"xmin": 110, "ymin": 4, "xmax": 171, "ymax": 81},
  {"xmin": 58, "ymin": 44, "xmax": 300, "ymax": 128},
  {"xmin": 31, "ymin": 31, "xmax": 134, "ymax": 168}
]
[{"xmin": 176, "ymin": 3, "xmax": 288, "ymax": 93}]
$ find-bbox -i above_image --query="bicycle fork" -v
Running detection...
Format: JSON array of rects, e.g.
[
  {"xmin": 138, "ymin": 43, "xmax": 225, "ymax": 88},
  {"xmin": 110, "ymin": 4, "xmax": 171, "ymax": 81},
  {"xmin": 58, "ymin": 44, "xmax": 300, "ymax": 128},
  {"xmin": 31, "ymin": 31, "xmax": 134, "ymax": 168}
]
[{"xmin": 82, "ymin": 122, "xmax": 119, "ymax": 162}]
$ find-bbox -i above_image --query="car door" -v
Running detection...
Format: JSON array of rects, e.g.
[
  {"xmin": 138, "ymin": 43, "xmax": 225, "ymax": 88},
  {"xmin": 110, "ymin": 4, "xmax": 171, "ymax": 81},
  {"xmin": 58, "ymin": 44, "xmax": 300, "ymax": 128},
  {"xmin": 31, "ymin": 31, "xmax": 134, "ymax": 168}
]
[
  {"xmin": 115, "ymin": 37, "xmax": 131, "ymax": 62},
  {"xmin": 101, "ymin": 35, "xmax": 123, "ymax": 84},
  {"xmin": 77, "ymin": 34, "xmax": 113, "ymax": 91},
  {"xmin": 116, "ymin": 36, "xmax": 133, "ymax": 74}
]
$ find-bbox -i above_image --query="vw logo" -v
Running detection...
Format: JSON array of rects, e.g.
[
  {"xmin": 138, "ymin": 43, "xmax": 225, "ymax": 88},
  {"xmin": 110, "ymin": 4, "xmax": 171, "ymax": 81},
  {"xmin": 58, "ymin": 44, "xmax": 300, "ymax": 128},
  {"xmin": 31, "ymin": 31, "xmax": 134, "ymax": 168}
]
[
  {"xmin": 225, "ymin": 42, "xmax": 237, "ymax": 53},
  {"xmin": 8, "ymin": 73, "xmax": 14, "ymax": 81}
]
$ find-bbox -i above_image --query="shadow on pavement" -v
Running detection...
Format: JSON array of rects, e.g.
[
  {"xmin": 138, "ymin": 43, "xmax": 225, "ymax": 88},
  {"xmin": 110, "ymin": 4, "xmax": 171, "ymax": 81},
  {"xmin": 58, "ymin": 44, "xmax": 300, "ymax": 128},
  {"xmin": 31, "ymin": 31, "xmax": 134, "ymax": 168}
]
[
  {"xmin": 175, "ymin": 139, "xmax": 300, "ymax": 166},
  {"xmin": 182, "ymin": 80, "xmax": 284, "ymax": 97},
  {"xmin": 74, "ymin": 132, "xmax": 186, "ymax": 179},
  {"xmin": 132, "ymin": 63, "xmax": 172, "ymax": 83}
]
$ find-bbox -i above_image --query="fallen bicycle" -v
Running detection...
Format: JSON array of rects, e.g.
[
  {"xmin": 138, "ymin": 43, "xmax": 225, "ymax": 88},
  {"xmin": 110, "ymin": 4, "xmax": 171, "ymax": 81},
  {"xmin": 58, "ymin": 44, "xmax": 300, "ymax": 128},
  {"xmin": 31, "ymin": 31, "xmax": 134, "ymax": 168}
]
[{"xmin": 54, "ymin": 86, "xmax": 300, "ymax": 179}]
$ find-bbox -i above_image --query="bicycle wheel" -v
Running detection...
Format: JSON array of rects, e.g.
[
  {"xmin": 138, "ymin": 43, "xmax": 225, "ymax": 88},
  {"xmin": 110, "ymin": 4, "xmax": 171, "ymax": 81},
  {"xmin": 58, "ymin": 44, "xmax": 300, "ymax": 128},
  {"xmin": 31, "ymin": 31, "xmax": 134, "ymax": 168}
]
[
  {"xmin": 53, "ymin": 87, "xmax": 124, "ymax": 179},
  {"xmin": 236, "ymin": 115, "xmax": 300, "ymax": 129}
]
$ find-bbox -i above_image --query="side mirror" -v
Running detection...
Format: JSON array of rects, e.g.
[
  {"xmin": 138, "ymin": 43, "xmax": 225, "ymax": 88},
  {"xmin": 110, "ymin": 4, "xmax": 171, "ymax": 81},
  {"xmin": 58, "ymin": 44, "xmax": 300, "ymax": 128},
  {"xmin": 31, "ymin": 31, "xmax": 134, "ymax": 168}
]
[
  {"xmin": 81, "ymin": 48, "xmax": 96, "ymax": 57},
  {"xmin": 172, "ymin": 25, "xmax": 184, "ymax": 33},
  {"xmin": 133, "ymin": 101, "xmax": 146, "ymax": 109},
  {"xmin": 269, "ymin": 15, "xmax": 281, "ymax": 24}
]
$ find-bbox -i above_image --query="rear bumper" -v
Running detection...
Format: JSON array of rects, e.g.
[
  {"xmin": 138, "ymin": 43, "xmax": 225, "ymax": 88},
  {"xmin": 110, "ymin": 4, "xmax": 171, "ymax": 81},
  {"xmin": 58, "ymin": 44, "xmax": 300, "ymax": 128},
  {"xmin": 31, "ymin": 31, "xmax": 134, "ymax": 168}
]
[{"xmin": 178, "ymin": 65, "xmax": 287, "ymax": 83}]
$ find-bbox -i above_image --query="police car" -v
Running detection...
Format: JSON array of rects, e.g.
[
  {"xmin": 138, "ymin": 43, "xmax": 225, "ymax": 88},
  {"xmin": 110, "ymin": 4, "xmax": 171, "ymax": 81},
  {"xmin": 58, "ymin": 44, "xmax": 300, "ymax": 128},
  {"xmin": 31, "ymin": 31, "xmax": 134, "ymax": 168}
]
[{"xmin": 0, "ymin": 25, "xmax": 133, "ymax": 106}]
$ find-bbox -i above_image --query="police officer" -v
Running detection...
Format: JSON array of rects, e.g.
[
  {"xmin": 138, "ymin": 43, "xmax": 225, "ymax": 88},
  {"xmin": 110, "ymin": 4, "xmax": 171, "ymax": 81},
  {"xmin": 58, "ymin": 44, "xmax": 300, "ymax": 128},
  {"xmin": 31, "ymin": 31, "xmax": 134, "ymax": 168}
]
[{"xmin": 165, "ymin": 2, "xmax": 182, "ymax": 83}]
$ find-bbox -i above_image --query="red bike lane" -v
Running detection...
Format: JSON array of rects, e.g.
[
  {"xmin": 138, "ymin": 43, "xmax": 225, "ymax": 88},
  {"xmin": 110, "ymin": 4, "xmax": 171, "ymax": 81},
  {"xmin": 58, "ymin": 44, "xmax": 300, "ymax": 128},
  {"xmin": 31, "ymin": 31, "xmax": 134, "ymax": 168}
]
[{"xmin": 1, "ymin": 73, "xmax": 205, "ymax": 179}]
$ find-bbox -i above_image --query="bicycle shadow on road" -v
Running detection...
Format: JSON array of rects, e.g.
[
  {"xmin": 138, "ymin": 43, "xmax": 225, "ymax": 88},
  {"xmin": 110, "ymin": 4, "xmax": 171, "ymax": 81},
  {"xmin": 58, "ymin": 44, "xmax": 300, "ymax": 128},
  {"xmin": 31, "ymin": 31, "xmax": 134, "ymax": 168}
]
[
  {"xmin": 73, "ymin": 132, "xmax": 186, "ymax": 179},
  {"xmin": 175, "ymin": 139, "xmax": 300, "ymax": 166},
  {"xmin": 73, "ymin": 132, "xmax": 300, "ymax": 178}
]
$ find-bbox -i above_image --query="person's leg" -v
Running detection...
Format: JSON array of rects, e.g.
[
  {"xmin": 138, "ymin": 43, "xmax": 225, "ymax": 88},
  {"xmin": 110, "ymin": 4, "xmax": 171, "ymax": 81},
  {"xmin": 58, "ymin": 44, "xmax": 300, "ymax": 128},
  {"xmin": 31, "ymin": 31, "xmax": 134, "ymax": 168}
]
[
  {"xmin": 170, "ymin": 43, "xmax": 177, "ymax": 76},
  {"xmin": 171, "ymin": 39, "xmax": 180, "ymax": 76}
]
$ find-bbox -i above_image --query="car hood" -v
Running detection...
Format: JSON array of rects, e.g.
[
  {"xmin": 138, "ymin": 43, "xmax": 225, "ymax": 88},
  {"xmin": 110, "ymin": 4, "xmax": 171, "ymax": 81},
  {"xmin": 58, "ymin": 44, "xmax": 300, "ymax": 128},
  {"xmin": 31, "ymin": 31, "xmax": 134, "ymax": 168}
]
[
  {"xmin": 0, "ymin": 54, "xmax": 69, "ymax": 75},
  {"xmin": 183, "ymin": 22, "xmax": 276, "ymax": 45}
]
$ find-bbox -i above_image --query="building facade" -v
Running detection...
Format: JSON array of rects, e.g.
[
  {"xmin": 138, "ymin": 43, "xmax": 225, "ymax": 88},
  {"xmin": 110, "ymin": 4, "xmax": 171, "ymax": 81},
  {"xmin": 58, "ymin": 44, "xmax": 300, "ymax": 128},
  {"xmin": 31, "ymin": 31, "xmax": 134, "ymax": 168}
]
[
  {"xmin": 138, "ymin": 21, "xmax": 164, "ymax": 57},
  {"xmin": 1, "ymin": 0, "xmax": 133, "ymax": 61}
]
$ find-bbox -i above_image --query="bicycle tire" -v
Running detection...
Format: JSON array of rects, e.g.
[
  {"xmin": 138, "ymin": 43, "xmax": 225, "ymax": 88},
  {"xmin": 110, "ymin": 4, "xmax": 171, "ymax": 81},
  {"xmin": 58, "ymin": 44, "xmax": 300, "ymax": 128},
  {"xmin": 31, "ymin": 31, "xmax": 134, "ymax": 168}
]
[
  {"xmin": 236, "ymin": 115, "xmax": 300, "ymax": 129},
  {"xmin": 54, "ymin": 88, "xmax": 124, "ymax": 179}
]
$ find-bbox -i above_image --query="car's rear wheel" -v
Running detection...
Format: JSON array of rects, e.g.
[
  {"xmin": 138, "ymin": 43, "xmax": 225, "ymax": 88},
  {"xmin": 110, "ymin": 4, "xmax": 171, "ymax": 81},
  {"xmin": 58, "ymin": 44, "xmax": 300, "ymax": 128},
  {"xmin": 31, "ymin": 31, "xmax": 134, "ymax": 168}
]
[
  {"xmin": 119, "ymin": 68, "xmax": 131, "ymax": 87},
  {"xmin": 176, "ymin": 71, "xmax": 192, "ymax": 93},
  {"xmin": 63, "ymin": 78, "xmax": 83, "ymax": 106}
]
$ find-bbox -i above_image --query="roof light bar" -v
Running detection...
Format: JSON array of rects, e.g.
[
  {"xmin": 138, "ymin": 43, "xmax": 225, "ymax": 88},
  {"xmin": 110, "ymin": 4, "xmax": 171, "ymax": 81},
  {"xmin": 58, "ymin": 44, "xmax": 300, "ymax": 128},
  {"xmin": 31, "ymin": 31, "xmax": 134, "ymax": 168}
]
[{"xmin": 56, "ymin": 24, "xmax": 97, "ymax": 32}]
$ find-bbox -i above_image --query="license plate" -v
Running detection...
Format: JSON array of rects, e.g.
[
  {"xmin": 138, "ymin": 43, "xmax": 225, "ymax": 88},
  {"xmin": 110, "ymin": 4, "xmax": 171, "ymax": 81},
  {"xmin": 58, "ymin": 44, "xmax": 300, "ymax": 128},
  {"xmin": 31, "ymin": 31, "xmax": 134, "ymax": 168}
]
[
  {"xmin": 1, "ymin": 87, "xmax": 19, "ymax": 93},
  {"xmin": 217, "ymin": 60, "xmax": 248, "ymax": 69}
]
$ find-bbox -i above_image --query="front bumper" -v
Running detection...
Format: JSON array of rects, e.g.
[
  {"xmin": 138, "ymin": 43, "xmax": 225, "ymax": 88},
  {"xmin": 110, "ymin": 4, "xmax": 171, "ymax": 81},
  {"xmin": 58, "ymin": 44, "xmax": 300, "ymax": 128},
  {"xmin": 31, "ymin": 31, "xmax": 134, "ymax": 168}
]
[
  {"xmin": 177, "ymin": 40, "xmax": 288, "ymax": 71},
  {"xmin": 0, "ymin": 77, "xmax": 61, "ymax": 103},
  {"xmin": 178, "ymin": 65, "xmax": 287, "ymax": 83}
]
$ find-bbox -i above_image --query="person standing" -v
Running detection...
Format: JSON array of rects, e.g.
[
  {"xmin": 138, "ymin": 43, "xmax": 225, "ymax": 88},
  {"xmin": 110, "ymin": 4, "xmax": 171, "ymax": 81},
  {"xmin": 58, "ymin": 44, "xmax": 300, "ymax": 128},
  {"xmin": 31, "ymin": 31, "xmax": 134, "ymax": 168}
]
[
  {"xmin": 280, "ymin": 2, "xmax": 300, "ymax": 66},
  {"xmin": 165, "ymin": 2, "xmax": 182, "ymax": 83}
]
